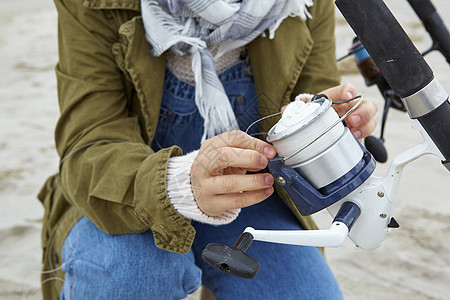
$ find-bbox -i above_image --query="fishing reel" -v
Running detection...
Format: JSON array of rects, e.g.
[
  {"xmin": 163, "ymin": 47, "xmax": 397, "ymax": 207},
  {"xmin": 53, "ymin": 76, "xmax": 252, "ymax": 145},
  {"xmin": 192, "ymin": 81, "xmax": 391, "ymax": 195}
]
[{"xmin": 202, "ymin": 95, "xmax": 445, "ymax": 279}]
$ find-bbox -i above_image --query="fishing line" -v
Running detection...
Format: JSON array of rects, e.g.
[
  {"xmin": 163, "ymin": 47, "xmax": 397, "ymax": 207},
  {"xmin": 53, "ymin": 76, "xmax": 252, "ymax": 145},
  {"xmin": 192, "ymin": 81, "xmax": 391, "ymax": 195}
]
[
  {"xmin": 245, "ymin": 112, "xmax": 281, "ymax": 135},
  {"xmin": 23, "ymin": 209, "xmax": 80, "ymax": 298},
  {"xmin": 39, "ymin": 266, "xmax": 63, "ymax": 274},
  {"xmin": 41, "ymin": 277, "xmax": 65, "ymax": 285},
  {"xmin": 22, "ymin": 277, "xmax": 65, "ymax": 300},
  {"xmin": 330, "ymin": 95, "xmax": 363, "ymax": 104},
  {"xmin": 20, "ymin": 266, "xmax": 65, "ymax": 299}
]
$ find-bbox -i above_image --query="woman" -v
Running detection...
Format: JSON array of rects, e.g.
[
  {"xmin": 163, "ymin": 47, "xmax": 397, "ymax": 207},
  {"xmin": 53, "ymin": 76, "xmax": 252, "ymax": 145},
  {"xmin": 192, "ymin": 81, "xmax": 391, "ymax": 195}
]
[{"xmin": 38, "ymin": 0, "xmax": 377, "ymax": 298}]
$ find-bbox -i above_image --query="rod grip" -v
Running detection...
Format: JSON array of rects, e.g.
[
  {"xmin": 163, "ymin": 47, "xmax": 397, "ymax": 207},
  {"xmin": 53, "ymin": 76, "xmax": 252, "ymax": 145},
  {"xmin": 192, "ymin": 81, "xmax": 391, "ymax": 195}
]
[
  {"xmin": 335, "ymin": 0, "xmax": 434, "ymax": 98},
  {"xmin": 407, "ymin": 0, "xmax": 437, "ymax": 21},
  {"xmin": 407, "ymin": 0, "xmax": 450, "ymax": 63}
]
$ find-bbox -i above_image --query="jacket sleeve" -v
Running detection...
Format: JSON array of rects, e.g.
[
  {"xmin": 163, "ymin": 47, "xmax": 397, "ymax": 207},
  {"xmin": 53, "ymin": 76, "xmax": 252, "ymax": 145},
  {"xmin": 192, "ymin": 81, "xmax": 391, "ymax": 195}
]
[
  {"xmin": 292, "ymin": 0, "xmax": 341, "ymax": 96},
  {"xmin": 54, "ymin": 0, "xmax": 195, "ymax": 253}
]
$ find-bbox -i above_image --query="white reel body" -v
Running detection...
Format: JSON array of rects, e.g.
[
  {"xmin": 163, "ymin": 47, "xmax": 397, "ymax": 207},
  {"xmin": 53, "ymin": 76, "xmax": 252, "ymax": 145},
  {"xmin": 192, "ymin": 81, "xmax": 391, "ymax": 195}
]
[{"xmin": 248, "ymin": 97, "xmax": 444, "ymax": 250}]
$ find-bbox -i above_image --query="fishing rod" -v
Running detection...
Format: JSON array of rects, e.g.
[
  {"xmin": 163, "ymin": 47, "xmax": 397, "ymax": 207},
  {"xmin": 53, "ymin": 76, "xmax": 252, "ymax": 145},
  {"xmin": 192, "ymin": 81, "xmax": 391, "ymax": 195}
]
[
  {"xmin": 408, "ymin": 0, "xmax": 450, "ymax": 63},
  {"xmin": 338, "ymin": 0, "xmax": 450, "ymax": 167},
  {"xmin": 341, "ymin": 0, "xmax": 450, "ymax": 163},
  {"xmin": 201, "ymin": 0, "xmax": 449, "ymax": 279}
]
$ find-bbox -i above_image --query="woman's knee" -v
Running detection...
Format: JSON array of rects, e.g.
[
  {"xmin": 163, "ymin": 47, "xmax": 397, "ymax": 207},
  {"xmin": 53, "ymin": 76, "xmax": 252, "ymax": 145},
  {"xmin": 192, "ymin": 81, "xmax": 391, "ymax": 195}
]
[{"xmin": 61, "ymin": 217, "xmax": 201, "ymax": 299}]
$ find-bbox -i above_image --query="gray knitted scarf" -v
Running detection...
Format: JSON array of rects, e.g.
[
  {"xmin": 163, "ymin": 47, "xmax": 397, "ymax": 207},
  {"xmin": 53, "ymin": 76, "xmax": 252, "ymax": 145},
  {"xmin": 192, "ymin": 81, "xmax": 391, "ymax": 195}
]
[{"xmin": 141, "ymin": 0, "xmax": 313, "ymax": 140}]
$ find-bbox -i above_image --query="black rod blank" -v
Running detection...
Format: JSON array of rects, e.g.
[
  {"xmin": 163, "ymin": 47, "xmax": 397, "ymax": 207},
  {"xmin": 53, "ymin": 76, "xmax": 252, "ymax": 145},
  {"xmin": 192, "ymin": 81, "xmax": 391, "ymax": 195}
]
[{"xmin": 407, "ymin": 0, "xmax": 450, "ymax": 63}]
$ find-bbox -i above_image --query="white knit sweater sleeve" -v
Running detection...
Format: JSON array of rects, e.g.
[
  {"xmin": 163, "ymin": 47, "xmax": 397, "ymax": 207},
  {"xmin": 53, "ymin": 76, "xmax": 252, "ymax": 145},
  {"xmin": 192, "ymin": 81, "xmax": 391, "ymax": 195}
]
[{"xmin": 166, "ymin": 150, "xmax": 240, "ymax": 225}]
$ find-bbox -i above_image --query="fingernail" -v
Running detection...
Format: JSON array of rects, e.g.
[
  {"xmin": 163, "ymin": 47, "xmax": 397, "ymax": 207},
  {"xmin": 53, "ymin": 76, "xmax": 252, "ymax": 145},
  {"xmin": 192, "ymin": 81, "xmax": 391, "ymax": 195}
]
[
  {"xmin": 353, "ymin": 130, "xmax": 362, "ymax": 139},
  {"xmin": 346, "ymin": 92, "xmax": 353, "ymax": 100},
  {"xmin": 351, "ymin": 115, "xmax": 361, "ymax": 125},
  {"xmin": 265, "ymin": 187, "xmax": 273, "ymax": 195},
  {"xmin": 265, "ymin": 175, "xmax": 274, "ymax": 185},
  {"xmin": 264, "ymin": 146, "xmax": 276, "ymax": 158},
  {"xmin": 260, "ymin": 156, "xmax": 268, "ymax": 167}
]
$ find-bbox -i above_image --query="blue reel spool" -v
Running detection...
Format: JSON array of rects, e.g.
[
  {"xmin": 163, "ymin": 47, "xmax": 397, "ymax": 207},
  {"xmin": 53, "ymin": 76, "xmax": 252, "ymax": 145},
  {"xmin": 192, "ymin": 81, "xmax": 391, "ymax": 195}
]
[
  {"xmin": 350, "ymin": 38, "xmax": 382, "ymax": 87},
  {"xmin": 268, "ymin": 139, "xmax": 376, "ymax": 216}
]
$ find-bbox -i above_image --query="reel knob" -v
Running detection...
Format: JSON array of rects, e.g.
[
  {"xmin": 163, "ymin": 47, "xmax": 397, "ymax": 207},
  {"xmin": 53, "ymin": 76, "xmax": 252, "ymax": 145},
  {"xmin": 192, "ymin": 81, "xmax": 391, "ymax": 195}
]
[
  {"xmin": 202, "ymin": 232, "xmax": 260, "ymax": 279},
  {"xmin": 365, "ymin": 135, "xmax": 388, "ymax": 163}
]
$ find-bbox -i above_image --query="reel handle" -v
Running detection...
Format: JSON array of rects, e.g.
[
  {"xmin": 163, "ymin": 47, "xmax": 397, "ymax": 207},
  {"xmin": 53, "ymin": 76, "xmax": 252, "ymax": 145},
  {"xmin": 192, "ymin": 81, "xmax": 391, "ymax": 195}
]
[{"xmin": 202, "ymin": 232, "xmax": 260, "ymax": 279}]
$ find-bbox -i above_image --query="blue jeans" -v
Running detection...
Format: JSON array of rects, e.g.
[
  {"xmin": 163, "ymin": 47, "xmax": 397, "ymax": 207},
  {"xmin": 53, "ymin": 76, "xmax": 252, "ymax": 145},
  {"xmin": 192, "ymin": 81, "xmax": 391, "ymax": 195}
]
[{"xmin": 60, "ymin": 62, "xmax": 343, "ymax": 299}]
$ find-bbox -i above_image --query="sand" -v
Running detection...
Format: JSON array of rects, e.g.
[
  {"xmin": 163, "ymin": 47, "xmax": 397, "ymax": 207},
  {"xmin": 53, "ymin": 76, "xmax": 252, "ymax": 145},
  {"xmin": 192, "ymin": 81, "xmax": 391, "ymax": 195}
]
[{"xmin": 0, "ymin": 0, "xmax": 448, "ymax": 299}]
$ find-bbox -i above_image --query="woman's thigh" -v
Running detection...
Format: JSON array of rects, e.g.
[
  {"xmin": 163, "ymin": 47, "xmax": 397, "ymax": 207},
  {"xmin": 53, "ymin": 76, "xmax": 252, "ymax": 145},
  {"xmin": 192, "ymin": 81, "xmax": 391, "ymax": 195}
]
[
  {"xmin": 60, "ymin": 216, "xmax": 201, "ymax": 300},
  {"xmin": 192, "ymin": 194, "xmax": 343, "ymax": 300}
]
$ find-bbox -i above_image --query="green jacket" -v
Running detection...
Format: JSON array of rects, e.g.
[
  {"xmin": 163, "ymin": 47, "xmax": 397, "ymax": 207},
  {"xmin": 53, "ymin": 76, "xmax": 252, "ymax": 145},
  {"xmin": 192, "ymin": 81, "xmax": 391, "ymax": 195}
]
[{"xmin": 38, "ymin": 0, "xmax": 340, "ymax": 298}]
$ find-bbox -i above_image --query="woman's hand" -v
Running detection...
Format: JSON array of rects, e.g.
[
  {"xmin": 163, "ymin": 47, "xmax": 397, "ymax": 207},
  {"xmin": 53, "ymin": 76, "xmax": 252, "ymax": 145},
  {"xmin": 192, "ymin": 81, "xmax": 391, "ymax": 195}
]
[
  {"xmin": 190, "ymin": 130, "xmax": 276, "ymax": 217},
  {"xmin": 321, "ymin": 83, "xmax": 378, "ymax": 139}
]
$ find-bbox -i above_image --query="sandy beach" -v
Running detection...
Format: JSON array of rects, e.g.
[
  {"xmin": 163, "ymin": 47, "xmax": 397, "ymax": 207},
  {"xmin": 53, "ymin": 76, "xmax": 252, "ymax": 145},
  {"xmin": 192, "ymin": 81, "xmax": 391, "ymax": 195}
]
[{"xmin": 0, "ymin": 0, "xmax": 449, "ymax": 299}]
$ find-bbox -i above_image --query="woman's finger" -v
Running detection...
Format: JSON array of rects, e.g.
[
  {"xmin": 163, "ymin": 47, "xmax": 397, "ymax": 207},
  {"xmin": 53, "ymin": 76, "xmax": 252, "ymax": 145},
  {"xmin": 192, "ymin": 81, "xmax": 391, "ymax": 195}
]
[
  {"xmin": 203, "ymin": 173, "xmax": 274, "ymax": 195},
  {"xmin": 200, "ymin": 130, "xmax": 276, "ymax": 159},
  {"xmin": 350, "ymin": 117, "xmax": 378, "ymax": 139},
  {"xmin": 346, "ymin": 100, "xmax": 378, "ymax": 129},
  {"xmin": 193, "ymin": 147, "xmax": 268, "ymax": 176},
  {"xmin": 201, "ymin": 187, "xmax": 274, "ymax": 215},
  {"xmin": 321, "ymin": 83, "xmax": 357, "ymax": 103}
]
